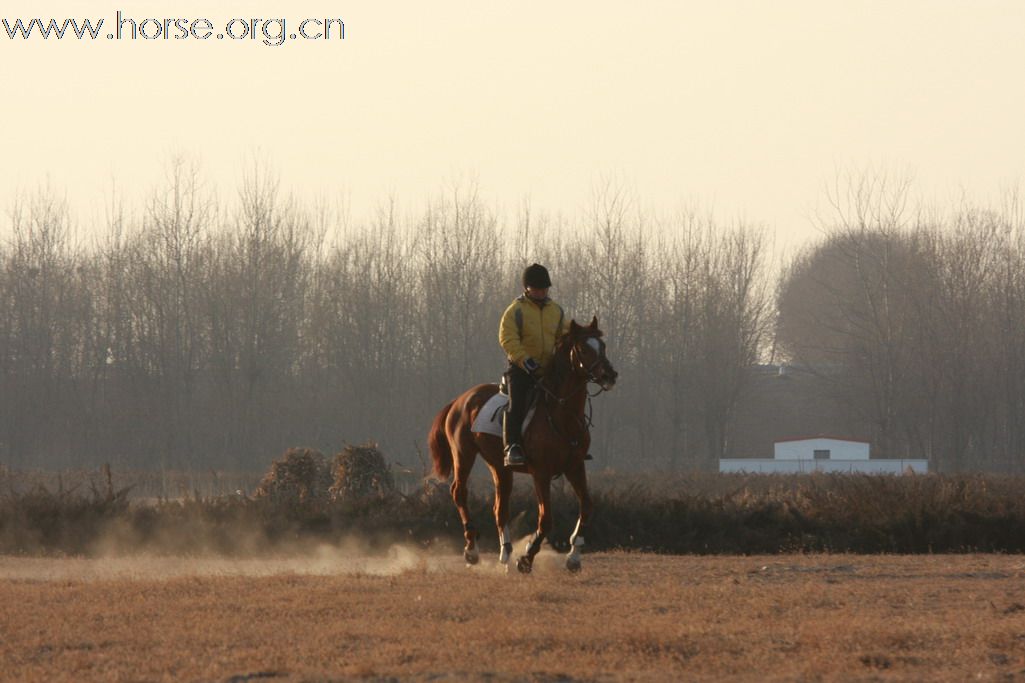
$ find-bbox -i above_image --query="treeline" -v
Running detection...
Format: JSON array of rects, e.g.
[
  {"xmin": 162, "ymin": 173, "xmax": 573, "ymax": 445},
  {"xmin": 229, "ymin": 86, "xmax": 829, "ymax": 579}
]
[
  {"xmin": 7, "ymin": 165, "xmax": 1025, "ymax": 473},
  {"xmin": 0, "ymin": 162, "xmax": 770, "ymax": 471},
  {"xmin": 777, "ymin": 175, "xmax": 1025, "ymax": 472}
]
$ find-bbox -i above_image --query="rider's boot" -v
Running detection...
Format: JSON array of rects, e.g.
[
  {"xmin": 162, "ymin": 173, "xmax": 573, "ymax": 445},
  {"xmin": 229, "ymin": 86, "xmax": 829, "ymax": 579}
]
[{"xmin": 502, "ymin": 412, "xmax": 526, "ymax": 467}]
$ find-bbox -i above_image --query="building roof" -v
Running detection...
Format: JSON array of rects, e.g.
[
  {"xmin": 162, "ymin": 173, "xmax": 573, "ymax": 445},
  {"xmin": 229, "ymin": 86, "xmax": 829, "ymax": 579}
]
[{"xmin": 774, "ymin": 435, "xmax": 870, "ymax": 444}]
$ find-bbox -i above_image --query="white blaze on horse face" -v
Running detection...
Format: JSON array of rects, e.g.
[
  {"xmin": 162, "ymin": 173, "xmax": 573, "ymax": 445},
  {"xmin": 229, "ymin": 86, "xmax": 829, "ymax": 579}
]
[{"xmin": 586, "ymin": 337, "xmax": 601, "ymax": 354}]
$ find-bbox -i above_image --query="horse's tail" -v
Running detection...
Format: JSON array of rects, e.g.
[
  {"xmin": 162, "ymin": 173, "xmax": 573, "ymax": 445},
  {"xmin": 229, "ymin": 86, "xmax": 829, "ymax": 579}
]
[{"xmin": 428, "ymin": 399, "xmax": 456, "ymax": 480}]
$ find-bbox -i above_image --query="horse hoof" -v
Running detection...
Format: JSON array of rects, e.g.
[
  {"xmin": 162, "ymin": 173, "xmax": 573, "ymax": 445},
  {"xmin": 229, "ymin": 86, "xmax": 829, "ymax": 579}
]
[
  {"xmin": 516, "ymin": 556, "xmax": 533, "ymax": 574},
  {"xmin": 566, "ymin": 556, "xmax": 582, "ymax": 573},
  {"xmin": 464, "ymin": 550, "xmax": 479, "ymax": 566}
]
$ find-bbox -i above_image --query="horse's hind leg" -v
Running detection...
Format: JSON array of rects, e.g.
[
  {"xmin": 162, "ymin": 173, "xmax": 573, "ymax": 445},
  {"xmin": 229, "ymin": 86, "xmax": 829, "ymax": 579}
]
[
  {"xmin": 452, "ymin": 446, "xmax": 479, "ymax": 565},
  {"xmin": 490, "ymin": 466, "xmax": 513, "ymax": 565}
]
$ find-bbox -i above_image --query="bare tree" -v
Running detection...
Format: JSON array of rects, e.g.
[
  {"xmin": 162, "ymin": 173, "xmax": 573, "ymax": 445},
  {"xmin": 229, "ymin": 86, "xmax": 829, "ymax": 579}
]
[
  {"xmin": 411, "ymin": 182, "xmax": 504, "ymax": 401},
  {"xmin": 126, "ymin": 157, "xmax": 213, "ymax": 469},
  {"xmin": 0, "ymin": 185, "xmax": 81, "ymax": 465},
  {"xmin": 205, "ymin": 160, "xmax": 314, "ymax": 466}
]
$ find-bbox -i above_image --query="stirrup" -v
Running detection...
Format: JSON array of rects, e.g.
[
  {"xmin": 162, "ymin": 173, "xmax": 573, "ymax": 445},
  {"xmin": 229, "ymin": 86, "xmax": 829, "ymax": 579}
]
[{"xmin": 504, "ymin": 444, "xmax": 526, "ymax": 467}]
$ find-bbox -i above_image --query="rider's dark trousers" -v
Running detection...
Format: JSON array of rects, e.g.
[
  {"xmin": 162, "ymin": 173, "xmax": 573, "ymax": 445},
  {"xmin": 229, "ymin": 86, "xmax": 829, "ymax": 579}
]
[{"xmin": 503, "ymin": 363, "xmax": 533, "ymax": 447}]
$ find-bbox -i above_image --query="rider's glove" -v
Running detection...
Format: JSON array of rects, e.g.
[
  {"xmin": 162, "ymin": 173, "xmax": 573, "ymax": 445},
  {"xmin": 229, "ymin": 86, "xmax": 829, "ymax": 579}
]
[{"xmin": 523, "ymin": 357, "xmax": 541, "ymax": 377}]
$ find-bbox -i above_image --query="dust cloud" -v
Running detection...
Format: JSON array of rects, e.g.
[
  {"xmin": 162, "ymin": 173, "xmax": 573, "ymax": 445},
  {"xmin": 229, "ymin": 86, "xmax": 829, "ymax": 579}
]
[
  {"xmin": 0, "ymin": 541, "xmax": 451, "ymax": 582},
  {"xmin": 0, "ymin": 533, "xmax": 574, "ymax": 582}
]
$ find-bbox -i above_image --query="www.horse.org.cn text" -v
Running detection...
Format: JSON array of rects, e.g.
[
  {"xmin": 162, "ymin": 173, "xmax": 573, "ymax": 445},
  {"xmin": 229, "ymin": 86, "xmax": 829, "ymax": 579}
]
[{"xmin": 2, "ymin": 12, "xmax": 346, "ymax": 47}]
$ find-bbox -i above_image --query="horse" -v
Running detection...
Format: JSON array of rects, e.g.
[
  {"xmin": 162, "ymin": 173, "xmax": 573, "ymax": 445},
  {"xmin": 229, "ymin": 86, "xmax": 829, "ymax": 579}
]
[{"xmin": 427, "ymin": 316, "xmax": 617, "ymax": 573}]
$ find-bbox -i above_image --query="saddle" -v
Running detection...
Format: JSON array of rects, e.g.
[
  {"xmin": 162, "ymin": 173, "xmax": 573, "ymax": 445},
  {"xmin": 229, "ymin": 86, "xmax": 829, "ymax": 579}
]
[
  {"xmin": 472, "ymin": 379, "xmax": 593, "ymax": 461},
  {"xmin": 470, "ymin": 382, "xmax": 537, "ymax": 437}
]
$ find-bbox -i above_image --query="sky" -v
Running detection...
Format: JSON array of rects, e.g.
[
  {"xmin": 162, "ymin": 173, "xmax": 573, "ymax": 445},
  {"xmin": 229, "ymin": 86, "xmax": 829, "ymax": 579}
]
[{"xmin": 3, "ymin": 1, "xmax": 1025, "ymax": 252}]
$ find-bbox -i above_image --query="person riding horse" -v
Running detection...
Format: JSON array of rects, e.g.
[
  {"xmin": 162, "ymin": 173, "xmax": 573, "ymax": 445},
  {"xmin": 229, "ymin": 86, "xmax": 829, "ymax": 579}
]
[
  {"xmin": 430, "ymin": 280, "xmax": 617, "ymax": 571},
  {"xmin": 498, "ymin": 263, "xmax": 570, "ymax": 468}
]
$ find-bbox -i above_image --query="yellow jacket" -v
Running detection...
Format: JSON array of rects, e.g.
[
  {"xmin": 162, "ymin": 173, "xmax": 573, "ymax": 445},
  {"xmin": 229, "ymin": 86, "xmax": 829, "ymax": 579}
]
[{"xmin": 499, "ymin": 295, "xmax": 570, "ymax": 371}]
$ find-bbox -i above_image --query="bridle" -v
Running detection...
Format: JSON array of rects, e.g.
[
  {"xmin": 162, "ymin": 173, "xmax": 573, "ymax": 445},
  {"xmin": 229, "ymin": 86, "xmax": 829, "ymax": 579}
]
[
  {"xmin": 536, "ymin": 334, "xmax": 611, "ymax": 407},
  {"xmin": 570, "ymin": 336, "xmax": 612, "ymax": 397},
  {"xmin": 533, "ymin": 333, "xmax": 613, "ymax": 447}
]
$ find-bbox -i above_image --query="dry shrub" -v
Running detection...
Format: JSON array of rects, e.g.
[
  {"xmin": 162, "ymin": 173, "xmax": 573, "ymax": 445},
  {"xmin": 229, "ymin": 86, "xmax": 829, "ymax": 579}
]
[
  {"xmin": 0, "ymin": 464, "xmax": 131, "ymax": 554},
  {"xmin": 10, "ymin": 466, "xmax": 1025, "ymax": 556},
  {"xmin": 254, "ymin": 448, "xmax": 332, "ymax": 506},
  {"xmin": 330, "ymin": 442, "xmax": 395, "ymax": 501}
]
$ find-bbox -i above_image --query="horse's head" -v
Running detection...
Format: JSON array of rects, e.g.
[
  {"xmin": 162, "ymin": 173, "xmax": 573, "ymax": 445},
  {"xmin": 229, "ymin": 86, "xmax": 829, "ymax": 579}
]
[{"xmin": 564, "ymin": 316, "xmax": 618, "ymax": 391}]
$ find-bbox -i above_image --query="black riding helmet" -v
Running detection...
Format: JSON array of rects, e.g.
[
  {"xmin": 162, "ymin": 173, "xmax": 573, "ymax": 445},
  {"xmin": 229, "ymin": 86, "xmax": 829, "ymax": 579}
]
[{"xmin": 522, "ymin": 263, "xmax": 552, "ymax": 289}]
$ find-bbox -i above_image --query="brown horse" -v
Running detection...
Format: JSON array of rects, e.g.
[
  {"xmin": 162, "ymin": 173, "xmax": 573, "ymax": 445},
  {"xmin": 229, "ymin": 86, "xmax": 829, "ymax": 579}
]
[{"xmin": 428, "ymin": 316, "xmax": 617, "ymax": 573}]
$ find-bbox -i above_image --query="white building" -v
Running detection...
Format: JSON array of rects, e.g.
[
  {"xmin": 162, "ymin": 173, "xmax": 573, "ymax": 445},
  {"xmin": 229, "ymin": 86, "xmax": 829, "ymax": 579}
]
[{"xmin": 719, "ymin": 436, "xmax": 928, "ymax": 474}]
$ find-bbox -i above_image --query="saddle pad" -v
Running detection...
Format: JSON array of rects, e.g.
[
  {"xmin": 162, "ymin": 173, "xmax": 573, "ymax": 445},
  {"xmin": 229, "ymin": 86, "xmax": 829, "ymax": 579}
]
[{"xmin": 470, "ymin": 391, "xmax": 536, "ymax": 438}]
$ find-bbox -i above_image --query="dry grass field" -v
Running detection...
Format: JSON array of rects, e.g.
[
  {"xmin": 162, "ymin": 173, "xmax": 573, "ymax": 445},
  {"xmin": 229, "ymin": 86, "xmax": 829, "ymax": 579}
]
[{"xmin": 3, "ymin": 550, "xmax": 1025, "ymax": 682}]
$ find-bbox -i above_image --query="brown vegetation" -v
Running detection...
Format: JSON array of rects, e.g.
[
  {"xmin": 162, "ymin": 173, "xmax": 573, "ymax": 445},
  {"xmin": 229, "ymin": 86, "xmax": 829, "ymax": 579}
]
[
  {"xmin": 329, "ymin": 442, "xmax": 395, "ymax": 502},
  {"xmin": 254, "ymin": 448, "xmax": 332, "ymax": 506},
  {"xmin": 3, "ymin": 553, "xmax": 1025, "ymax": 681},
  {"xmin": 5, "ymin": 467, "xmax": 1025, "ymax": 556}
]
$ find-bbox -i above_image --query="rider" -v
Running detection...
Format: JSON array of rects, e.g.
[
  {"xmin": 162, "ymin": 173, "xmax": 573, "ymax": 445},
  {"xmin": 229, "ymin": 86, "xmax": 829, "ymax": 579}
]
[{"xmin": 498, "ymin": 263, "xmax": 570, "ymax": 467}]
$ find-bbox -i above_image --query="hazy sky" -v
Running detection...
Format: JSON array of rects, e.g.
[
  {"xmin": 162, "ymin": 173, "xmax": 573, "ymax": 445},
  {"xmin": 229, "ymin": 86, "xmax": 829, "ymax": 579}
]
[{"xmin": 3, "ymin": 1, "xmax": 1024, "ymax": 250}]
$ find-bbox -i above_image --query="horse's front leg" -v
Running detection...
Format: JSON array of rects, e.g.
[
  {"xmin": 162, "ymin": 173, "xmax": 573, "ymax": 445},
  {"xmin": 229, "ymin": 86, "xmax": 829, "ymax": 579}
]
[
  {"xmin": 516, "ymin": 475, "xmax": 552, "ymax": 574},
  {"xmin": 564, "ymin": 462, "xmax": 593, "ymax": 573},
  {"xmin": 490, "ymin": 466, "xmax": 514, "ymax": 566}
]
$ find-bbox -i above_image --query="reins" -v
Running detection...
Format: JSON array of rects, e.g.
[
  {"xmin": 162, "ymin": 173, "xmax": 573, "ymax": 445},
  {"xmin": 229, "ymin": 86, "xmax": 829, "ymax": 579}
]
[{"xmin": 533, "ymin": 335, "xmax": 606, "ymax": 447}]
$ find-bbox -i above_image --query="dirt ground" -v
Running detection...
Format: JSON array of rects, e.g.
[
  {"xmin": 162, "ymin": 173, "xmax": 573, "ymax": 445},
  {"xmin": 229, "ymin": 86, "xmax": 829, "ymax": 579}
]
[{"xmin": 3, "ymin": 549, "xmax": 1025, "ymax": 682}]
